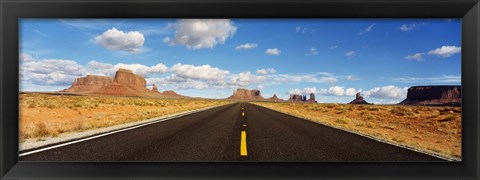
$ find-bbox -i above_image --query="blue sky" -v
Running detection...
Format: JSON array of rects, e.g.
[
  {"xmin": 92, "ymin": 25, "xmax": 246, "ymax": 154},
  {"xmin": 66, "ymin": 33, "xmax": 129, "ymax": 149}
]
[{"xmin": 19, "ymin": 19, "xmax": 461, "ymax": 104}]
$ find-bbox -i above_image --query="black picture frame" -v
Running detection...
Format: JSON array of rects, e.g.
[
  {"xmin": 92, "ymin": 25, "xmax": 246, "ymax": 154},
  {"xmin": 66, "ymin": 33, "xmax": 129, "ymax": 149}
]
[{"xmin": 1, "ymin": 0, "xmax": 479, "ymax": 179}]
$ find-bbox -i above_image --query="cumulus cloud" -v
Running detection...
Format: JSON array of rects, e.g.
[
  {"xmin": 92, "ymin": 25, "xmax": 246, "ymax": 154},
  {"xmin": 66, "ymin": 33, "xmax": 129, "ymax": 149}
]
[
  {"xmin": 21, "ymin": 58, "xmax": 85, "ymax": 86},
  {"xmin": 427, "ymin": 46, "xmax": 461, "ymax": 57},
  {"xmin": 94, "ymin": 27, "xmax": 145, "ymax": 53},
  {"xmin": 170, "ymin": 63, "xmax": 230, "ymax": 81},
  {"xmin": 399, "ymin": 23, "xmax": 418, "ymax": 32},
  {"xmin": 345, "ymin": 51, "xmax": 356, "ymax": 57},
  {"xmin": 256, "ymin": 68, "xmax": 276, "ymax": 75},
  {"xmin": 289, "ymin": 87, "xmax": 319, "ymax": 95},
  {"xmin": 114, "ymin": 63, "xmax": 168, "ymax": 76},
  {"xmin": 363, "ymin": 85, "xmax": 408, "ymax": 99},
  {"xmin": 230, "ymin": 71, "xmax": 267, "ymax": 87},
  {"xmin": 235, "ymin": 43, "xmax": 258, "ymax": 50},
  {"xmin": 317, "ymin": 86, "xmax": 361, "ymax": 97},
  {"xmin": 265, "ymin": 48, "xmax": 281, "ymax": 55},
  {"xmin": 404, "ymin": 53, "xmax": 425, "ymax": 61},
  {"xmin": 20, "ymin": 53, "xmax": 35, "ymax": 62},
  {"xmin": 163, "ymin": 19, "xmax": 237, "ymax": 49}
]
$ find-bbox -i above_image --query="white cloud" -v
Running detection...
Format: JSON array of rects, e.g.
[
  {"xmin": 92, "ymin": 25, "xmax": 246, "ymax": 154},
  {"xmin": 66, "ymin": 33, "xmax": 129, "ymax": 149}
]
[
  {"xmin": 20, "ymin": 53, "xmax": 35, "ymax": 62},
  {"xmin": 399, "ymin": 23, "xmax": 418, "ymax": 32},
  {"xmin": 170, "ymin": 63, "xmax": 230, "ymax": 81},
  {"xmin": 345, "ymin": 88, "xmax": 358, "ymax": 96},
  {"xmin": 427, "ymin": 45, "xmax": 461, "ymax": 57},
  {"xmin": 309, "ymin": 47, "xmax": 318, "ymax": 55},
  {"xmin": 391, "ymin": 75, "xmax": 461, "ymax": 83},
  {"xmin": 256, "ymin": 68, "xmax": 276, "ymax": 75},
  {"xmin": 163, "ymin": 19, "xmax": 237, "ymax": 49},
  {"xmin": 363, "ymin": 85, "xmax": 408, "ymax": 99},
  {"xmin": 235, "ymin": 43, "xmax": 258, "ymax": 50},
  {"xmin": 289, "ymin": 87, "xmax": 318, "ymax": 95},
  {"xmin": 230, "ymin": 72, "xmax": 267, "ymax": 87},
  {"xmin": 359, "ymin": 23, "xmax": 375, "ymax": 35},
  {"xmin": 21, "ymin": 58, "xmax": 85, "ymax": 86},
  {"xmin": 404, "ymin": 53, "xmax": 425, "ymax": 61},
  {"xmin": 114, "ymin": 63, "xmax": 168, "ymax": 76},
  {"xmin": 94, "ymin": 27, "xmax": 145, "ymax": 53},
  {"xmin": 319, "ymin": 86, "xmax": 346, "ymax": 96},
  {"xmin": 265, "ymin": 48, "xmax": 281, "ymax": 55},
  {"xmin": 345, "ymin": 51, "xmax": 356, "ymax": 57}
]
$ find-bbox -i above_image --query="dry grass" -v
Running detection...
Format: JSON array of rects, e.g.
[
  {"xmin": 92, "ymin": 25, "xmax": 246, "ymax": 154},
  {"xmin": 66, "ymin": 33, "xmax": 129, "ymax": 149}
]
[
  {"xmin": 20, "ymin": 93, "xmax": 231, "ymax": 141},
  {"xmin": 252, "ymin": 102, "xmax": 462, "ymax": 160}
]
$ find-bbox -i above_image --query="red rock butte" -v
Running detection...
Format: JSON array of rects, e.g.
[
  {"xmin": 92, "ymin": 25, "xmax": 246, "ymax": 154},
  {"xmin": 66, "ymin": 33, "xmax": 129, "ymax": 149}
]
[
  {"xmin": 399, "ymin": 86, "xmax": 461, "ymax": 106},
  {"xmin": 62, "ymin": 68, "xmax": 183, "ymax": 98},
  {"xmin": 227, "ymin": 88, "xmax": 264, "ymax": 100}
]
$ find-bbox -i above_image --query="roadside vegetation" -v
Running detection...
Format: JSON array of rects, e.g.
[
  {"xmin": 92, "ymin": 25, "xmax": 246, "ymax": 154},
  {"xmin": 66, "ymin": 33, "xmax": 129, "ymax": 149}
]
[
  {"xmin": 252, "ymin": 101, "xmax": 461, "ymax": 160},
  {"xmin": 20, "ymin": 93, "xmax": 231, "ymax": 141}
]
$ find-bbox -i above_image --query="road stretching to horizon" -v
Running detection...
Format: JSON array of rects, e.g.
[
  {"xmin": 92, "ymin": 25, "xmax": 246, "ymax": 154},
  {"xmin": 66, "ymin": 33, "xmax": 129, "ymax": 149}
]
[{"xmin": 20, "ymin": 102, "xmax": 442, "ymax": 161}]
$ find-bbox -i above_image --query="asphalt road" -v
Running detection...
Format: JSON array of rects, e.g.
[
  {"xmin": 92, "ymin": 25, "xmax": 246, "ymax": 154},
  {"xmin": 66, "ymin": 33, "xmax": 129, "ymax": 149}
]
[{"xmin": 20, "ymin": 102, "xmax": 442, "ymax": 161}]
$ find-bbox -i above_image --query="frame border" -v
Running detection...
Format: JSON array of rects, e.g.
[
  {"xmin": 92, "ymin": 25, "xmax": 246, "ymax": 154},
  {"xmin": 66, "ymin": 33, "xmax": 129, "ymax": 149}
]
[{"xmin": 1, "ymin": 0, "xmax": 479, "ymax": 179}]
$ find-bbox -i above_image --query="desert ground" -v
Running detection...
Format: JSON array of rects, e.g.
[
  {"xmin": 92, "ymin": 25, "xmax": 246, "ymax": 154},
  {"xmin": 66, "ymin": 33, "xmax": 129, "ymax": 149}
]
[
  {"xmin": 252, "ymin": 101, "xmax": 461, "ymax": 160},
  {"xmin": 19, "ymin": 93, "xmax": 231, "ymax": 141}
]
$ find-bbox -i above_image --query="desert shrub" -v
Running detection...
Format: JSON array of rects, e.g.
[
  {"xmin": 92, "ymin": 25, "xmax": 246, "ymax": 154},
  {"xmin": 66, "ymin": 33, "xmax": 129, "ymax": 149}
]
[
  {"xmin": 33, "ymin": 122, "xmax": 49, "ymax": 137},
  {"xmin": 391, "ymin": 108, "xmax": 414, "ymax": 116},
  {"xmin": 366, "ymin": 122, "xmax": 376, "ymax": 128},
  {"xmin": 336, "ymin": 117, "xmax": 351, "ymax": 124}
]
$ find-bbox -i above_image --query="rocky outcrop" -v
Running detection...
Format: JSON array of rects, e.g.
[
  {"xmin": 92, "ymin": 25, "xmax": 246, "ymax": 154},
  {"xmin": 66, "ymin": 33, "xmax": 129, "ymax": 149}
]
[
  {"xmin": 162, "ymin": 90, "xmax": 182, "ymax": 97},
  {"xmin": 307, "ymin": 93, "xmax": 317, "ymax": 103},
  {"xmin": 289, "ymin": 94, "xmax": 303, "ymax": 102},
  {"xmin": 267, "ymin": 94, "xmax": 283, "ymax": 101},
  {"xmin": 228, "ymin": 88, "xmax": 264, "ymax": 100},
  {"xmin": 289, "ymin": 93, "xmax": 317, "ymax": 103},
  {"xmin": 399, "ymin": 86, "xmax": 461, "ymax": 106},
  {"xmin": 62, "ymin": 68, "xmax": 183, "ymax": 98},
  {"xmin": 63, "ymin": 75, "xmax": 113, "ymax": 93},
  {"xmin": 151, "ymin": 84, "xmax": 159, "ymax": 93},
  {"xmin": 348, "ymin": 92, "xmax": 372, "ymax": 104}
]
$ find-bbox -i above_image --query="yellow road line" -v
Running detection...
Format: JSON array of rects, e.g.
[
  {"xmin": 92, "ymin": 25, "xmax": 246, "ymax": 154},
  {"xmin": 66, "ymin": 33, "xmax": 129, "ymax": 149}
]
[
  {"xmin": 243, "ymin": 124, "xmax": 247, "ymax": 127},
  {"xmin": 242, "ymin": 111, "xmax": 245, "ymax": 116},
  {"xmin": 240, "ymin": 131, "xmax": 247, "ymax": 156}
]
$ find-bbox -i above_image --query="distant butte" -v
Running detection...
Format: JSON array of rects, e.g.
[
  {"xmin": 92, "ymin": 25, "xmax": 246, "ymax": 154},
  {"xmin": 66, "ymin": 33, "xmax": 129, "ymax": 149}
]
[
  {"xmin": 62, "ymin": 68, "xmax": 184, "ymax": 98},
  {"xmin": 227, "ymin": 88, "xmax": 264, "ymax": 100},
  {"xmin": 399, "ymin": 86, "xmax": 461, "ymax": 106},
  {"xmin": 348, "ymin": 92, "xmax": 372, "ymax": 105}
]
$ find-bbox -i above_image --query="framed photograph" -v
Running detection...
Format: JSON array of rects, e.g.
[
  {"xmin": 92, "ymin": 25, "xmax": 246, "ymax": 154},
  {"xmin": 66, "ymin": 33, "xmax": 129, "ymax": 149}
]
[{"xmin": 1, "ymin": 0, "xmax": 479, "ymax": 179}]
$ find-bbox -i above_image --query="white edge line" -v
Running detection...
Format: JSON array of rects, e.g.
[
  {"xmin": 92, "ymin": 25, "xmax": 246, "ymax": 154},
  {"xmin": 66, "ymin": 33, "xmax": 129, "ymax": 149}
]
[
  {"xmin": 19, "ymin": 103, "xmax": 233, "ymax": 157},
  {"xmin": 250, "ymin": 102, "xmax": 458, "ymax": 162}
]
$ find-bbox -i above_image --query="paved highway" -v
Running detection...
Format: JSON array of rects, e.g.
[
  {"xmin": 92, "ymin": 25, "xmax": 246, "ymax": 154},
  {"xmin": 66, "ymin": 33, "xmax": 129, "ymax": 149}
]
[{"xmin": 20, "ymin": 102, "xmax": 442, "ymax": 161}]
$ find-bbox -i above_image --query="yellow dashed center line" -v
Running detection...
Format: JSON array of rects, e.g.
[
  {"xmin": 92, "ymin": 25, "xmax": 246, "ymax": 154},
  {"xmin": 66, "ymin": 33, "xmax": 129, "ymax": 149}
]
[
  {"xmin": 242, "ymin": 111, "xmax": 245, "ymax": 116},
  {"xmin": 243, "ymin": 124, "xmax": 247, "ymax": 127},
  {"xmin": 240, "ymin": 131, "xmax": 247, "ymax": 156}
]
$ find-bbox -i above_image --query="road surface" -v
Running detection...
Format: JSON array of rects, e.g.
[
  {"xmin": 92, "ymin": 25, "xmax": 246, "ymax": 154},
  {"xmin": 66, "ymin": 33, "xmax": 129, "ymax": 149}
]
[{"xmin": 20, "ymin": 102, "xmax": 442, "ymax": 161}]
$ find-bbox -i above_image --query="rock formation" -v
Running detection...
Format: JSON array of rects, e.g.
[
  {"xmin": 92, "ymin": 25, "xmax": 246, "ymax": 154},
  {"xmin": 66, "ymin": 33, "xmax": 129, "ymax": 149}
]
[
  {"xmin": 348, "ymin": 92, "xmax": 372, "ymax": 104},
  {"xmin": 162, "ymin": 90, "xmax": 182, "ymax": 97},
  {"xmin": 289, "ymin": 94, "xmax": 303, "ymax": 102},
  {"xmin": 64, "ymin": 75, "xmax": 113, "ymax": 93},
  {"xmin": 63, "ymin": 68, "xmax": 183, "ymax": 98},
  {"xmin": 307, "ymin": 93, "xmax": 317, "ymax": 103},
  {"xmin": 267, "ymin": 94, "xmax": 283, "ymax": 101},
  {"xmin": 151, "ymin": 84, "xmax": 160, "ymax": 93},
  {"xmin": 399, "ymin": 86, "xmax": 461, "ymax": 106},
  {"xmin": 228, "ymin": 88, "xmax": 264, "ymax": 100}
]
